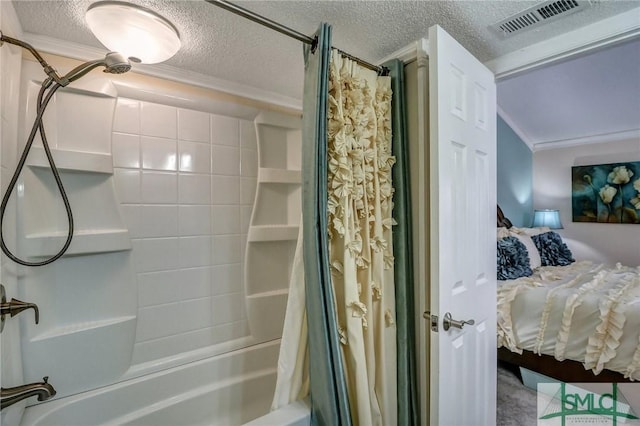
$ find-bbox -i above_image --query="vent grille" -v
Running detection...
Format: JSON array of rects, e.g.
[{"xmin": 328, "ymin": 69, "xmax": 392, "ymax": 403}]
[{"xmin": 491, "ymin": 0, "xmax": 591, "ymax": 37}]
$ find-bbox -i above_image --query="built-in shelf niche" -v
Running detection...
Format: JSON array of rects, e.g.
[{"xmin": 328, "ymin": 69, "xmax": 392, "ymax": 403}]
[
  {"xmin": 244, "ymin": 110, "xmax": 301, "ymax": 342},
  {"xmin": 16, "ymin": 61, "xmax": 137, "ymax": 401}
]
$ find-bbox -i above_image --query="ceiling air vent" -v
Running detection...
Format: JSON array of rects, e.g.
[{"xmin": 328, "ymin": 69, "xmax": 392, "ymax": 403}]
[{"xmin": 491, "ymin": 0, "xmax": 591, "ymax": 37}]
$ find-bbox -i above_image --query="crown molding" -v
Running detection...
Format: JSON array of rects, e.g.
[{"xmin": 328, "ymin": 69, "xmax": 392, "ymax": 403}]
[
  {"xmin": 496, "ymin": 105, "xmax": 534, "ymax": 151},
  {"xmin": 532, "ymin": 129, "xmax": 640, "ymax": 152},
  {"xmin": 21, "ymin": 33, "xmax": 302, "ymax": 112},
  {"xmin": 486, "ymin": 8, "xmax": 640, "ymax": 80}
]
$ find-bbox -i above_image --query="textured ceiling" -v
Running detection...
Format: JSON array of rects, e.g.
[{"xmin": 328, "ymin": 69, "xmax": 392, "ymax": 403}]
[
  {"xmin": 11, "ymin": 0, "xmax": 640, "ymax": 101},
  {"xmin": 9, "ymin": 1, "xmax": 640, "ymax": 149}
]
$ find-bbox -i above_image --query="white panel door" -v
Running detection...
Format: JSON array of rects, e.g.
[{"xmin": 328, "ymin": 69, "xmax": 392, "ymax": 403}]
[{"xmin": 428, "ymin": 25, "xmax": 497, "ymax": 426}]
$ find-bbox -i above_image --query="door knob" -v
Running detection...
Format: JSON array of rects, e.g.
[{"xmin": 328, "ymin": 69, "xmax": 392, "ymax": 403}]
[{"xmin": 442, "ymin": 312, "xmax": 474, "ymax": 331}]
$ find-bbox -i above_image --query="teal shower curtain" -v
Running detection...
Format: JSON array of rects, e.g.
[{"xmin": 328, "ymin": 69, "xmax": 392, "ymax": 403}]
[
  {"xmin": 384, "ymin": 59, "xmax": 419, "ymax": 426},
  {"xmin": 301, "ymin": 25, "xmax": 417, "ymax": 425},
  {"xmin": 302, "ymin": 23, "xmax": 353, "ymax": 425}
]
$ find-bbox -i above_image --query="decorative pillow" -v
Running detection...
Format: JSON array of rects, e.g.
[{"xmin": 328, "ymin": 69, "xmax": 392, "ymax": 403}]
[
  {"xmin": 497, "ymin": 236, "xmax": 533, "ymax": 280},
  {"xmin": 532, "ymin": 231, "xmax": 575, "ymax": 266},
  {"xmin": 509, "ymin": 232, "xmax": 542, "ymax": 270}
]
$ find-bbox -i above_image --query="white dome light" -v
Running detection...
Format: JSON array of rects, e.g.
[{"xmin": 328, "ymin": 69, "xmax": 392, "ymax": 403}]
[{"xmin": 86, "ymin": 1, "xmax": 181, "ymax": 64}]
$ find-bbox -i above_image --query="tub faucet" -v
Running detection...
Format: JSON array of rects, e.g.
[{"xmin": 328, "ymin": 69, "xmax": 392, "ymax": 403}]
[{"xmin": 1, "ymin": 376, "xmax": 56, "ymax": 410}]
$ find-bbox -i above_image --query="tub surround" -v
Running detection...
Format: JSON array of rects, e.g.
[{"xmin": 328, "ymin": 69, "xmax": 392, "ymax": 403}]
[{"xmin": 10, "ymin": 51, "xmax": 302, "ymax": 424}]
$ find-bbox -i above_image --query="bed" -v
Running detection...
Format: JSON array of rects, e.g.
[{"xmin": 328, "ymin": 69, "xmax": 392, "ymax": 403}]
[{"xmin": 495, "ymin": 207, "xmax": 640, "ymax": 383}]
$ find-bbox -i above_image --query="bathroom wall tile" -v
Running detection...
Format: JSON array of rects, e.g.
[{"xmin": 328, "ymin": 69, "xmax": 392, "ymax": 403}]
[
  {"xmin": 212, "ymin": 235, "xmax": 241, "ymax": 265},
  {"xmin": 113, "ymin": 98, "xmax": 140, "ymax": 134},
  {"xmin": 136, "ymin": 297, "xmax": 213, "ymax": 342},
  {"xmin": 113, "ymin": 169, "xmax": 141, "ymax": 203},
  {"xmin": 240, "ymin": 177, "xmax": 257, "ymax": 205},
  {"xmin": 178, "ymin": 140, "xmax": 211, "ymax": 173},
  {"xmin": 141, "ymin": 171, "xmax": 177, "ymax": 204},
  {"xmin": 138, "ymin": 205, "xmax": 178, "ymax": 238},
  {"xmin": 240, "ymin": 206, "xmax": 252, "ymax": 234},
  {"xmin": 179, "ymin": 267, "xmax": 213, "ymax": 298},
  {"xmin": 211, "ymin": 264, "xmax": 242, "ymax": 295},
  {"xmin": 179, "ymin": 205, "xmax": 211, "ymax": 236},
  {"xmin": 211, "ymin": 320, "xmax": 250, "ymax": 345},
  {"xmin": 177, "ymin": 109, "xmax": 210, "ymax": 142},
  {"xmin": 138, "ymin": 269, "xmax": 182, "ymax": 307},
  {"xmin": 239, "ymin": 119, "xmax": 257, "ymax": 150},
  {"xmin": 210, "ymin": 115, "xmax": 239, "ymax": 146},
  {"xmin": 141, "ymin": 136, "xmax": 177, "ymax": 171},
  {"xmin": 119, "ymin": 205, "xmax": 141, "ymax": 238},
  {"xmin": 140, "ymin": 102, "xmax": 176, "ymax": 139},
  {"xmin": 211, "ymin": 145, "xmax": 240, "ymax": 176},
  {"xmin": 212, "ymin": 205, "xmax": 240, "ymax": 235},
  {"xmin": 112, "ymin": 132, "xmax": 140, "ymax": 169},
  {"xmin": 178, "ymin": 174, "xmax": 211, "ymax": 204},
  {"xmin": 240, "ymin": 148, "xmax": 258, "ymax": 177},
  {"xmin": 132, "ymin": 327, "xmax": 215, "ymax": 365},
  {"xmin": 138, "ymin": 268, "xmax": 210, "ymax": 307},
  {"xmin": 179, "ymin": 236, "xmax": 212, "ymax": 268},
  {"xmin": 211, "ymin": 176, "xmax": 240, "ymax": 205},
  {"xmin": 132, "ymin": 238, "xmax": 179, "ymax": 273},
  {"xmin": 212, "ymin": 292, "xmax": 246, "ymax": 325}
]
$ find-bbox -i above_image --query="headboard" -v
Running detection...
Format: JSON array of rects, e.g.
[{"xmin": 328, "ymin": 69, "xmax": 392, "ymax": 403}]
[{"xmin": 497, "ymin": 205, "xmax": 512, "ymax": 229}]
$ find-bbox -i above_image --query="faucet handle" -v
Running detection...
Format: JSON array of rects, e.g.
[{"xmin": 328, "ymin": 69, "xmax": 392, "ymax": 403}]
[
  {"xmin": 0, "ymin": 285, "xmax": 40, "ymax": 333},
  {"xmin": 2, "ymin": 298, "xmax": 40, "ymax": 324}
]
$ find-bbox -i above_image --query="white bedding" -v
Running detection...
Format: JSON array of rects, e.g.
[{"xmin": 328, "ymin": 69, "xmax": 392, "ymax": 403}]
[{"xmin": 497, "ymin": 260, "xmax": 640, "ymax": 380}]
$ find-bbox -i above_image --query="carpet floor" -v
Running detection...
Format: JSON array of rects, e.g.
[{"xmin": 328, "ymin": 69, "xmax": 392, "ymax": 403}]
[{"xmin": 497, "ymin": 362, "xmax": 538, "ymax": 426}]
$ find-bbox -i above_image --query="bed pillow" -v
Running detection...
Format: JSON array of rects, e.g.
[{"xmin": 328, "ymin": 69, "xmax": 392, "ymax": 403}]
[
  {"xmin": 509, "ymin": 232, "xmax": 542, "ymax": 270},
  {"xmin": 510, "ymin": 226, "xmax": 551, "ymax": 236},
  {"xmin": 497, "ymin": 236, "xmax": 533, "ymax": 280},
  {"xmin": 497, "ymin": 227, "xmax": 510, "ymax": 240},
  {"xmin": 532, "ymin": 231, "xmax": 575, "ymax": 266}
]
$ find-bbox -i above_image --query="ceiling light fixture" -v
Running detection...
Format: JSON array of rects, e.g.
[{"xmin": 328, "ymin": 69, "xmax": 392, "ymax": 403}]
[{"xmin": 86, "ymin": 1, "xmax": 180, "ymax": 64}]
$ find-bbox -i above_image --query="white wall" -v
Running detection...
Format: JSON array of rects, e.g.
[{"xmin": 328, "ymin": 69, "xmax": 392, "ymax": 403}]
[{"xmin": 533, "ymin": 138, "xmax": 640, "ymax": 266}]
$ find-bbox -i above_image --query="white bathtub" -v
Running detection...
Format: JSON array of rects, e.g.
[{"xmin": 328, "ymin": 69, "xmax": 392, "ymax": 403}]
[{"xmin": 19, "ymin": 340, "xmax": 310, "ymax": 426}]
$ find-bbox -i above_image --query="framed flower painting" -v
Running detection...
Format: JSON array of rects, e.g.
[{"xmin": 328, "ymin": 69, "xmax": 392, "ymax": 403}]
[{"xmin": 572, "ymin": 161, "xmax": 640, "ymax": 224}]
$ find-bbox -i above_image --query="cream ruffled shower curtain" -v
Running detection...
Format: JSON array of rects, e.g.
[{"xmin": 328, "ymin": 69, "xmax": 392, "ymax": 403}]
[
  {"xmin": 272, "ymin": 46, "xmax": 398, "ymax": 425},
  {"xmin": 326, "ymin": 50, "xmax": 397, "ymax": 426}
]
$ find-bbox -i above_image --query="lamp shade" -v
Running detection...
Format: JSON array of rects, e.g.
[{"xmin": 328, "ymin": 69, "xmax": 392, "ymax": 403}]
[
  {"xmin": 86, "ymin": 1, "xmax": 180, "ymax": 64},
  {"xmin": 532, "ymin": 209, "xmax": 563, "ymax": 229}
]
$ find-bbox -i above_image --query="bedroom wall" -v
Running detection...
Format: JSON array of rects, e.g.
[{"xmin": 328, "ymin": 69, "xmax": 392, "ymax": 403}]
[
  {"xmin": 497, "ymin": 115, "xmax": 533, "ymax": 227},
  {"xmin": 533, "ymin": 137, "xmax": 640, "ymax": 266}
]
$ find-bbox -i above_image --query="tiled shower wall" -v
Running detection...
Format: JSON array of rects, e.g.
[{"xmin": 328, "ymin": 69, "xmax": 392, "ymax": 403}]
[{"xmin": 111, "ymin": 98, "xmax": 258, "ymax": 365}]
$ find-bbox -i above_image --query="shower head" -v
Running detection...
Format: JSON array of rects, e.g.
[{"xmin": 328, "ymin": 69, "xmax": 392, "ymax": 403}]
[
  {"xmin": 102, "ymin": 52, "xmax": 132, "ymax": 74},
  {"xmin": 62, "ymin": 52, "xmax": 132, "ymax": 85}
]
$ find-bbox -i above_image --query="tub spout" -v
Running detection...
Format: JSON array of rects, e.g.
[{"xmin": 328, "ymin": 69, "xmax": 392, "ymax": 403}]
[{"xmin": 1, "ymin": 376, "xmax": 56, "ymax": 410}]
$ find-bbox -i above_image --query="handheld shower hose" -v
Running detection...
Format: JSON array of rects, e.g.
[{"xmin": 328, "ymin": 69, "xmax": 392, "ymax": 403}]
[{"xmin": 0, "ymin": 31, "xmax": 131, "ymax": 266}]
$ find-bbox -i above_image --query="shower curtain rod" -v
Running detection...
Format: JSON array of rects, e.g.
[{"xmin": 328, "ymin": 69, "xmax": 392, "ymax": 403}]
[{"xmin": 204, "ymin": 0, "xmax": 389, "ymax": 76}]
